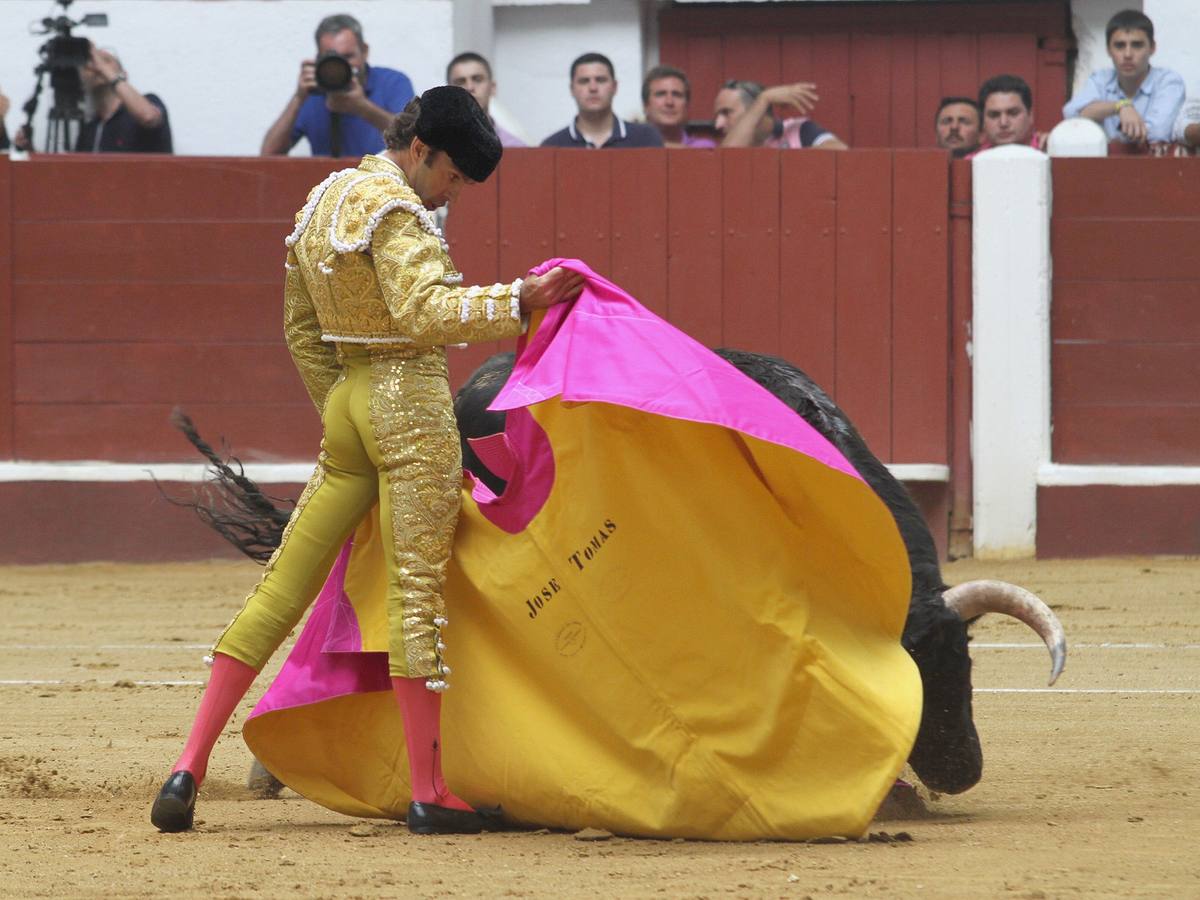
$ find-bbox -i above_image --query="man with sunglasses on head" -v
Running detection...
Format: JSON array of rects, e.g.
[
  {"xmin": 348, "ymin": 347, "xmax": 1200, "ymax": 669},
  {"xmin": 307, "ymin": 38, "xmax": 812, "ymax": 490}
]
[{"xmin": 714, "ymin": 79, "xmax": 847, "ymax": 149}]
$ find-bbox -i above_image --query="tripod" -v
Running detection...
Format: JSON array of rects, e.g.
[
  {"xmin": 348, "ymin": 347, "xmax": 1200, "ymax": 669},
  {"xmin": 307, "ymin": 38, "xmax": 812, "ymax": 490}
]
[{"xmin": 22, "ymin": 63, "xmax": 87, "ymax": 153}]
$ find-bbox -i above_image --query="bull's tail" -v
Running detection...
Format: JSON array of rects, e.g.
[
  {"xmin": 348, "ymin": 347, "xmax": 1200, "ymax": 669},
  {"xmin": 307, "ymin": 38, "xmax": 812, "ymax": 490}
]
[{"xmin": 160, "ymin": 408, "xmax": 292, "ymax": 562}]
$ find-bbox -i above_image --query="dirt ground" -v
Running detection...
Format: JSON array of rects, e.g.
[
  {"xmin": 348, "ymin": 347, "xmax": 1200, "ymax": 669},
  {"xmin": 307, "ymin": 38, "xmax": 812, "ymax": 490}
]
[{"xmin": 1, "ymin": 556, "xmax": 1197, "ymax": 899}]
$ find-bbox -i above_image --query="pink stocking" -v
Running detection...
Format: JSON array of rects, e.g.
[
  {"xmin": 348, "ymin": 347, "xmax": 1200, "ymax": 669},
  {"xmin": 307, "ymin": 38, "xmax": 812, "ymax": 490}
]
[
  {"xmin": 390, "ymin": 676, "xmax": 473, "ymax": 811},
  {"xmin": 172, "ymin": 653, "xmax": 257, "ymax": 786}
]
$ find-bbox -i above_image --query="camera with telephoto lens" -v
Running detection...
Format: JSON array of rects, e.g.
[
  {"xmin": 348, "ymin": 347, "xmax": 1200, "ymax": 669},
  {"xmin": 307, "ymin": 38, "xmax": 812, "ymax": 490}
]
[{"xmin": 310, "ymin": 51, "xmax": 355, "ymax": 94}]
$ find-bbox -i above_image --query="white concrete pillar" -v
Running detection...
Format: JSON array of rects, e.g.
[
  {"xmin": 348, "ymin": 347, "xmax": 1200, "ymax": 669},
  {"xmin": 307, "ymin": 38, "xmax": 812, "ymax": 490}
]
[
  {"xmin": 971, "ymin": 145, "xmax": 1053, "ymax": 559},
  {"xmin": 1047, "ymin": 117, "xmax": 1108, "ymax": 156}
]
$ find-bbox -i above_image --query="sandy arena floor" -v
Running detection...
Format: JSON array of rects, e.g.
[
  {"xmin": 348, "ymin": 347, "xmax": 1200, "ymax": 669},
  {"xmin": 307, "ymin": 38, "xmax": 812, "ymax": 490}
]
[{"xmin": 1, "ymin": 556, "xmax": 1197, "ymax": 899}]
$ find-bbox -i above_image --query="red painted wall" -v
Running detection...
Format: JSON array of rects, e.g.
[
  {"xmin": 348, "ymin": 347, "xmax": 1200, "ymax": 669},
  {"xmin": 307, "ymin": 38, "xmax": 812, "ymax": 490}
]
[
  {"xmin": 659, "ymin": 1, "xmax": 1071, "ymax": 149},
  {"xmin": 1050, "ymin": 158, "xmax": 1200, "ymax": 466}
]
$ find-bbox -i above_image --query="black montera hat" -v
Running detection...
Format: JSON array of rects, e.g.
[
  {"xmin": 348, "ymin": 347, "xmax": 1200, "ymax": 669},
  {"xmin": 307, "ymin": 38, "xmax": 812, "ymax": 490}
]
[{"xmin": 415, "ymin": 85, "xmax": 503, "ymax": 182}]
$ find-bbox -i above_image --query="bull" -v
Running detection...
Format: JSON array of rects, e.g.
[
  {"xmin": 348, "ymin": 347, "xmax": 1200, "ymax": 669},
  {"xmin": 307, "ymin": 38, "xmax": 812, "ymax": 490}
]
[{"xmin": 175, "ymin": 348, "xmax": 1065, "ymax": 798}]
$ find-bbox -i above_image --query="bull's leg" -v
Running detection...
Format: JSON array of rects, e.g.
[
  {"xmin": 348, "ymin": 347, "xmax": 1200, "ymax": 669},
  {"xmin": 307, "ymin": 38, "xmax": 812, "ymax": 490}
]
[{"xmin": 246, "ymin": 758, "xmax": 285, "ymax": 798}]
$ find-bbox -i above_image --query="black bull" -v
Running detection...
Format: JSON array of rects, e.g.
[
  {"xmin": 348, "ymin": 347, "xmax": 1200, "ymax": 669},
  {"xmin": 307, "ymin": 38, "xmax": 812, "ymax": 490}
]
[
  {"xmin": 177, "ymin": 348, "xmax": 1065, "ymax": 796},
  {"xmin": 452, "ymin": 349, "xmax": 1066, "ymax": 795}
]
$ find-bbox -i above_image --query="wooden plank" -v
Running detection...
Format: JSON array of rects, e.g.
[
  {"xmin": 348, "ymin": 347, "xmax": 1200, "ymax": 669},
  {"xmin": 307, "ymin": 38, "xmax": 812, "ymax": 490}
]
[
  {"xmin": 14, "ymin": 282, "xmax": 281, "ymax": 343},
  {"xmin": 779, "ymin": 152, "xmax": 837, "ymax": 392},
  {"xmin": 1053, "ymin": 282, "xmax": 1200, "ymax": 343},
  {"xmin": 720, "ymin": 33, "xmax": 781, "ymax": 88},
  {"xmin": 1038, "ymin": 485, "xmax": 1200, "ymax": 557},
  {"xmin": 779, "ymin": 34, "xmax": 814, "ymax": 84},
  {"xmin": 891, "ymin": 151, "xmax": 949, "ymax": 464},
  {"xmin": 13, "ymin": 403, "xmax": 321, "ymax": 462},
  {"xmin": 11, "ymin": 157, "xmax": 336, "ymax": 221},
  {"xmin": 1051, "ymin": 406, "xmax": 1200, "ymax": 466},
  {"xmin": 658, "ymin": 2, "xmax": 1070, "ymax": 38},
  {"xmin": 1052, "ymin": 158, "xmax": 1200, "ymax": 219},
  {"xmin": 977, "ymin": 33, "xmax": 1037, "ymax": 89},
  {"xmin": 914, "ymin": 34, "xmax": 944, "ymax": 149},
  {"xmin": 849, "ymin": 34, "xmax": 892, "ymax": 148},
  {"xmin": 446, "ymin": 171, "xmax": 499, "ymax": 285},
  {"xmin": 1052, "ymin": 220, "xmax": 1200, "ymax": 281},
  {"xmin": 889, "ymin": 34, "xmax": 918, "ymax": 148},
  {"xmin": 1036, "ymin": 39, "xmax": 1071, "ymax": 133},
  {"xmin": 13, "ymin": 222, "xmax": 287, "ymax": 283},
  {"xmin": 666, "ymin": 150, "xmax": 723, "ymax": 346},
  {"xmin": 553, "ymin": 150, "xmax": 611, "ymax": 277},
  {"xmin": 1053, "ymin": 343, "xmax": 1200, "ymax": 407},
  {"xmin": 720, "ymin": 149, "xmax": 780, "ymax": 356},
  {"xmin": 498, "ymin": 148, "xmax": 558, "ymax": 279},
  {"xmin": 14, "ymin": 343, "xmax": 309, "ymax": 405},
  {"xmin": 948, "ymin": 158, "xmax": 974, "ymax": 556},
  {"xmin": 611, "ymin": 150, "xmax": 669, "ymax": 317},
  {"xmin": 810, "ymin": 34, "xmax": 852, "ymax": 145},
  {"xmin": 834, "ymin": 150, "xmax": 893, "ymax": 459},
  {"xmin": 939, "ymin": 33, "xmax": 978, "ymax": 99},
  {"xmin": 685, "ymin": 35, "xmax": 724, "ymax": 127},
  {"xmin": 0, "ymin": 155, "xmax": 13, "ymax": 457}
]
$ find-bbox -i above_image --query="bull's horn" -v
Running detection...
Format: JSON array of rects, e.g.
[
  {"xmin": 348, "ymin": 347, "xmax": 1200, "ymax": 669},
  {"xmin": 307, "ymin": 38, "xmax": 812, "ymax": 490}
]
[{"xmin": 943, "ymin": 580, "xmax": 1066, "ymax": 685}]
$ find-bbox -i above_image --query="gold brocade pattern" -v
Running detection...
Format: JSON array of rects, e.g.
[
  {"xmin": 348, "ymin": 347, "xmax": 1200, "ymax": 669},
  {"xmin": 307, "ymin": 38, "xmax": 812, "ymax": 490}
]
[
  {"xmin": 286, "ymin": 154, "xmax": 523, "ymax": 352},
  {"xmin": 367, "ymin": 348, "xmax": 462, "ymax": 677}
]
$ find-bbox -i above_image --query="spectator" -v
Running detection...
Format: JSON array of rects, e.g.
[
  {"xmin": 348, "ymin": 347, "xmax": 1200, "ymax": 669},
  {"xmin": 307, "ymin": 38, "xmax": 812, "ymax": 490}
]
[
  {"xmin": 642, "ymin": 65, "xmax": 714, "ymax": 148},
  {"xmin": 1062, "ymin": 10, "xmax": 1183, "ymax": 150},
  {"xmin": 1171, "ymin": 97, "xmax": 1200, "ymax": 152},
  {"xmin": 446, "ymin": 52, "xmax": 524, "ymax": 147},
  {"xmin": 261, "ymin": 14, "xmax": 414, "ymax": 158},
  {"xmin": 714, "ymin": 80, "xmax": 847, "ymax": 149},
  {"xmin": 541, "ymin": 53, "xmax": 663, "ymax": 149},
  {"xmin": 934, "ymin": 96, "xmax": 981, "ymax": 157},
  {"xmin": 977, "ymin": 75, "xmax": 1045, "ymax": 151}
]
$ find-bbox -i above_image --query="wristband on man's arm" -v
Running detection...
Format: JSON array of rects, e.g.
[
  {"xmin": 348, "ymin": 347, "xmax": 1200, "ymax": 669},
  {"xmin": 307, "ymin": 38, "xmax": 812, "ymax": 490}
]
[{"xmin": 1114, "ymin": 98, "xmax": 1133, "ymax": 112}]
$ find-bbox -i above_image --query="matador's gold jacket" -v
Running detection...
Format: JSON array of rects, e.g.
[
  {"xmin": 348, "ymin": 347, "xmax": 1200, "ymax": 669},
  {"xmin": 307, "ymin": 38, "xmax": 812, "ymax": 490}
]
[{"xmin": 282, "ymin": 154, "xmax": 525, "ymax": 410}]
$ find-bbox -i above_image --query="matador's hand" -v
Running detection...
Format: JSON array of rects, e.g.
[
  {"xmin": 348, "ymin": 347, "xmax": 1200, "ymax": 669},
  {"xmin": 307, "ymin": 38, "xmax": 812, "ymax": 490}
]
[{"xmin": 520, "ymin": 267, "xmax": 585, "ymax": 313}]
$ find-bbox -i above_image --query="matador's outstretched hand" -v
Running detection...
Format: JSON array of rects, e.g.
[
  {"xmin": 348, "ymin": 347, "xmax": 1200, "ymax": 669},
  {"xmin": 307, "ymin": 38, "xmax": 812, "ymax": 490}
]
[{"xmin": 520, "ymin": 266, "xmax": 585, "ymax": 313}]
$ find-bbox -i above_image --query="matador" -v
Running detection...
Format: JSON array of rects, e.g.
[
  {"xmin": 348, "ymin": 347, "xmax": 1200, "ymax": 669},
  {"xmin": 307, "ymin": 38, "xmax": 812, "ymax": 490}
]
[{"xmin": 150, "ymin": 86, "xmax": 582, "ymax": 835}]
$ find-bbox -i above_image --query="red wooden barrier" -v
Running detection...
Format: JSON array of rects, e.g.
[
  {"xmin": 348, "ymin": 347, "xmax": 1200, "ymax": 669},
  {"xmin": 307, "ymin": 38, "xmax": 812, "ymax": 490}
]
[
  {"xmin": 0, "ymin": 151, "xmax": 957, "ymax": 562},
  {"xmin": 1050, "ymin": 158, "xmax": 1200, "ymax": 466}
]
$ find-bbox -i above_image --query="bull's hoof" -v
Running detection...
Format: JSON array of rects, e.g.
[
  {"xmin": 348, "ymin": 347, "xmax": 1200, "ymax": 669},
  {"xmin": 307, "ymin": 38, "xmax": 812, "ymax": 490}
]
[
  {"xmin": 150, "ymin": 771, "xmax": 197, "ymax": 833},
  {"xmin": 246, "ymin": 758, "xmax": 285, "ymax": 798},
  {"xmin": 406, "ymin": 801, "xmax": 484, "ymax": 835}
]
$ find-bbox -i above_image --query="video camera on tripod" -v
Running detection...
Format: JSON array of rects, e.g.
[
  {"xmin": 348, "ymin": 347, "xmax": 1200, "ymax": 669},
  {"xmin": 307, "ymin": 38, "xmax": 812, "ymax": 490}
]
[{"xmin": 22, "ymin": 0, "xmax": 109, "ymax": 152}]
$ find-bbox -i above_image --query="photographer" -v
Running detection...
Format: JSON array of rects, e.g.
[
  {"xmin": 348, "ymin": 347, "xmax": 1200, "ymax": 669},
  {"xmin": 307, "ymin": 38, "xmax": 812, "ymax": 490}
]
[
  {"xmin": 261, "ymin": 14, "xmax": 414, "ymax": 158},
  {"xmin": 14, "ymin": 45, "xmax": 172, "ymax": 153}
]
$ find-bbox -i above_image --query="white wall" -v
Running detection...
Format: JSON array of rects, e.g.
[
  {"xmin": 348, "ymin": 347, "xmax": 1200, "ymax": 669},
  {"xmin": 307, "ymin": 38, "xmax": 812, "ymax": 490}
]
[{"xmin": 0, "ymin": 0, "xmax": 452, "ymax": 156}]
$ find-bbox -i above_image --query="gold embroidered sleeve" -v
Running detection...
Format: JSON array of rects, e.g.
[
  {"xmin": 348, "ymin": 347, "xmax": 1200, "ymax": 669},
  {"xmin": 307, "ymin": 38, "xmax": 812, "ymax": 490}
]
[
  {"xmin": 283, "ymin": 258, "xmax": 339, "ymax": 413},
  {"xmin": 372, "ymin": 211, "xmax": 524, "ymax": 345}
]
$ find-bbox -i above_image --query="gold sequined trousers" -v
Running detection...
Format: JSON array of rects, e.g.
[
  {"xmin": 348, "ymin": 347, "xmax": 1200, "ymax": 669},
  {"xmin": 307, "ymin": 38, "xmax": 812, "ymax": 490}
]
[{"xmin": 212, "ymin": 345, "xmax": 461, "ymax": 678}]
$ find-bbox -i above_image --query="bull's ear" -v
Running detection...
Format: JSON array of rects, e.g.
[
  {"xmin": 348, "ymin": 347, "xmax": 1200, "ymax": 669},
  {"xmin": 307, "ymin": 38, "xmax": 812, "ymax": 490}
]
[{"xmin": 468, "ymin": 433, "xmax": 516, "ymax": 480}]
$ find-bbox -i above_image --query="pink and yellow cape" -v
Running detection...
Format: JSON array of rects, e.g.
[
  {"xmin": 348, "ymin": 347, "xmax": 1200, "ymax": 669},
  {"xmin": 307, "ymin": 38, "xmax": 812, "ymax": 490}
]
[{"xmin": 243, "ymin": 259, "xmax": 921, "ymax": 840}]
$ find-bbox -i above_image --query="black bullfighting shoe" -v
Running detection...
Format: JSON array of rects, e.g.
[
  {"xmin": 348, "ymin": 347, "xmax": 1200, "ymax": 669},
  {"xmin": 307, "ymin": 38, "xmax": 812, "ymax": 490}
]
[
  {"xmin": 406, "ymin": 801, "xmax": 484, "ymax": 835},
  {"xmin": 150, "ymin": 771, "xmax": 197, "ymax": 832}
]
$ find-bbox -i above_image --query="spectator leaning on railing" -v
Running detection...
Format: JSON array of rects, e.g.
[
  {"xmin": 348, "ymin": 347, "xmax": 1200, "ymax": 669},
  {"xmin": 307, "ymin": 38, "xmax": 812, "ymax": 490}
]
[
  {"xmin": 641, "ymin": 65, "xmax": 714, "ymax": 148},
  {"xmin": 261, "ymin": 14, "xmax": 414, "ymax": 158},
  {"xmin": 542, "ymin": 53, "xmax": 663, "ymax": 149},
  {"xmin": 446, "ymin": 52, "xmax": 525, "ymax": 148},
  {"xmin": 1062, "ymin": 9, "xmax": 1183, "ymax": 151},
  {"xmin": 1171, "ymin": 97, "xmax": 1200, "ymax": 153},
  {"xmin": 714, "ymin": 80, "xmax": 847, "ymax": 150}
]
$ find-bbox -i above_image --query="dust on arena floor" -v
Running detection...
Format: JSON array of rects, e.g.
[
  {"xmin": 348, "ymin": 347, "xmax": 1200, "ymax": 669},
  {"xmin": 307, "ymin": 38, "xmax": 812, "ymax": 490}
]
[{"xmin": 0, "ymin": 556, "xmax": 1196, "ymax": 899}]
